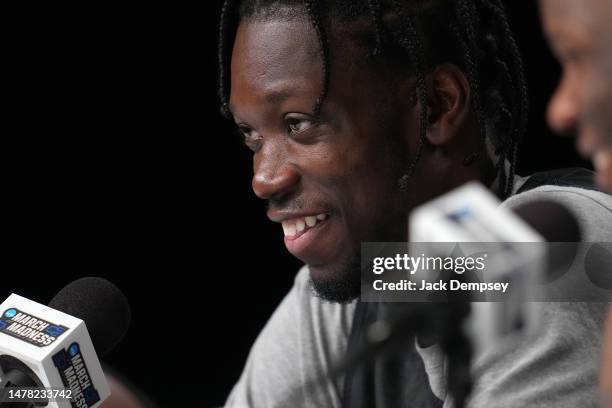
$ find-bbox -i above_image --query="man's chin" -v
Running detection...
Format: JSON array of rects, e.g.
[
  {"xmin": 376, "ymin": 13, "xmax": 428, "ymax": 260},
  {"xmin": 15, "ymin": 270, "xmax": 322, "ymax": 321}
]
[{"xmin": 308, "ymin": 263, "xmax": 361, "ymax": 304}]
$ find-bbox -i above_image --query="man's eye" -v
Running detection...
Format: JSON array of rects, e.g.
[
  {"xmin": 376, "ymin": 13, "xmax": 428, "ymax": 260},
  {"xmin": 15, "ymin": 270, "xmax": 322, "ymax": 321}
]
[
  {"xmin": 238, "ymin": 125, "xmax": 251, "ymax": 138},
  {"xmin": 287, "ymin": 118, "xmax": 314, "ymax": 134},
  {"xmin": 238, "ymin": 126, "xmax": 262, "ymax": 151}
]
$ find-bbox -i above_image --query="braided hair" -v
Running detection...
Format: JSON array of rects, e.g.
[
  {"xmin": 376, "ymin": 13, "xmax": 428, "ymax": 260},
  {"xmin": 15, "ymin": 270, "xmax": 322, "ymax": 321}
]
[{"xmin": 218, "ymin": 0, "xmax": 528, "ymax": 198}]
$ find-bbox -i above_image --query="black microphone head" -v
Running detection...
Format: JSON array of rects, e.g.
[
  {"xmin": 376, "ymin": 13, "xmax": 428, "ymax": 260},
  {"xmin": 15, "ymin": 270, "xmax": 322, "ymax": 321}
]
[
  {"xmin": 512, "ymin": 199, "xmax": 581, "ymax": 242},
  {"xmin": 49, "ymin": 277, "xmax": 131, "ymax": 357}
]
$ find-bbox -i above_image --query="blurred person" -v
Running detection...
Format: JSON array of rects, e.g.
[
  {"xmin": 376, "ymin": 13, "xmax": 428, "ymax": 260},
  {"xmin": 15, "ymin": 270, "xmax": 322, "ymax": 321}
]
[
  {"xmin": 539, "ymin": 1, "xmax": 612, "ymax": 407},
  {"xmin": 540, "ymin": 0, "xmax": 612, "ymax": 192}
]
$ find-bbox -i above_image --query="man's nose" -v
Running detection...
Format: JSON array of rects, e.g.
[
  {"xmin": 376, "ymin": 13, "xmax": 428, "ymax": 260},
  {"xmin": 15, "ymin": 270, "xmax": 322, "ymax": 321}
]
[
  {"xmin": 252, "ymin": 143, "xmax": 300, "ymax": 201},
  {"xmin": 547, "ymin": 78, "xmax": 578, "ymax": 135}
]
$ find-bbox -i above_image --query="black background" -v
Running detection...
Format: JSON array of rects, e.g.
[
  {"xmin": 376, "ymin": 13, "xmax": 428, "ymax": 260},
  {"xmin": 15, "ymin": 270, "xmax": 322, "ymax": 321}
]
[{"xmin": 3, "ymin": 1, "xmax": 590, "ymax": 407}]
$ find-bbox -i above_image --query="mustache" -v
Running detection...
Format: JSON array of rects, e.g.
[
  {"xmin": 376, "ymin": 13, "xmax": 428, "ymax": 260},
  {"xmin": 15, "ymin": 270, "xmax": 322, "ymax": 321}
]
[
  {"xmin": 267, "ymin": 195, "xmax": 305, "ymax": 212},
  {"xmin": 267, "ymin": 195, "xmax": 330, "ymax": 213}
]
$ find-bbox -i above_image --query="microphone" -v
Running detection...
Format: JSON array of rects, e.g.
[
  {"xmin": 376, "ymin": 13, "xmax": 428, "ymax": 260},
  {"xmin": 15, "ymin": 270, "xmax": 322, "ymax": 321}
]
[
  {"xmin": 511, "ymin": 199, "xmax": 580, "ymax": 242},
  {"xmin": 0, "ymin": 277, "xmax": 131, "ymax": 408},
  {"xmin": 409, "ymin": 182, "xmax": 581, "ymax": 348},
  {"xmin": 354, "ymin": 183, "xmax": 582, "ymax": 407},
  {"xmin": 48, "ymin": 277, "xmax": 131, "ymax": 358},
  {"xmin": 410, "ymin": 181, "xmax": 550, "ymax": 242},
  {"xmin": 407, "ymin": 182, "xmax": 580, "ymax": 406}
]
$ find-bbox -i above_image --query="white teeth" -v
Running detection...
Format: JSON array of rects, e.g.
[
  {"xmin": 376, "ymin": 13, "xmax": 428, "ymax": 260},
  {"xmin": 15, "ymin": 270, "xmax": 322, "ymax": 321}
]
[
  {"xmin": 282, "ymin": 221, "xmax": 296, "ymax": 237},
  {"xmin": 593, "ymin": 150, "xmax": 611, "ymax": 172},
  {"xmin": 296, "ymin": 219, "xmax": 306, "ymax": 232},
  {"xmin": 282, "ymin": 214, "xmax": 329, "ymax": 237},
  {"xmin": 305, "ymin": 216, "xmax": 317, "ymax": 227}
]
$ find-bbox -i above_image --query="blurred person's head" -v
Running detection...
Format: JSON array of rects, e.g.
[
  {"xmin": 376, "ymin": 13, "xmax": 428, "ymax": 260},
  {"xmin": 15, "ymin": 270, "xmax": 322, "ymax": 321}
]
[
  {"xmin": 219, "ymin": 0, "xmax": 527, "ymax": 302},
  {"xmin": 539, "ymin": 0, "xmax": 612, "ymax": 191}
]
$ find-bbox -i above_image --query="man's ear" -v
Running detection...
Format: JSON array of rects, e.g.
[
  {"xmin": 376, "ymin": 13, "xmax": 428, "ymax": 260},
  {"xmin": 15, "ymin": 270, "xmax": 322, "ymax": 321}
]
[{"xmin": 425, "ymin": 64, "xmax": 471, "ymax": 146}]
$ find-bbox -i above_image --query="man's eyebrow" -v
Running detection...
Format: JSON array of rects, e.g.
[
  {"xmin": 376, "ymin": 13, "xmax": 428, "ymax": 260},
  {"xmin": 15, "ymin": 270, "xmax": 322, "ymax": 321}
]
[
  {"xmin": 228, "ymin": 86, "xmax": 297, "ymax": 121},
  {"xmin": 263, "ymin": 87, "xmax": 295, "ymax": 104}
]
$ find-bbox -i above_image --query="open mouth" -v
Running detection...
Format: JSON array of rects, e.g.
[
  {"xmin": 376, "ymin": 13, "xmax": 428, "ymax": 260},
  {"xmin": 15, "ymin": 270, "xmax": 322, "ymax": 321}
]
[
  {"xmin": 577, "ymin": 133, "xmax": 612, "ymax": 187},
  {"xmin": 282, "ymin": 213, "xmax": 329, "ymax": 240},
  {"xmin": 593, "ymin": 149, "xmax": 611, "ymax": 172},
  {"xmin": 593, "ymin": 148, "xmax": 612, "ymax": 186},
  {"xmin": 280, "ymin": 213, "xmax": 335, "ymax": 261}
]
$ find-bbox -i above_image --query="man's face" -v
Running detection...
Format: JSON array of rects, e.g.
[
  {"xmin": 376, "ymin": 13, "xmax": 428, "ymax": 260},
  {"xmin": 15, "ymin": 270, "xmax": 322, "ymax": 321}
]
[
  {"xmin": 229, "ymin": 16, "xmax": 432, "ymax": 301},
  {"xmin": 540, "ymin": 0, "xmax": 612, "ymax": 191}
]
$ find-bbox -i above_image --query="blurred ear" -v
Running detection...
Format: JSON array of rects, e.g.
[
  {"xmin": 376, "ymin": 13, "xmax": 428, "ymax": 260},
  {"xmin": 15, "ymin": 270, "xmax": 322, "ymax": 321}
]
[{"xmin": 425, "ymin": 64, "xmax": 471, "ymax": 146}]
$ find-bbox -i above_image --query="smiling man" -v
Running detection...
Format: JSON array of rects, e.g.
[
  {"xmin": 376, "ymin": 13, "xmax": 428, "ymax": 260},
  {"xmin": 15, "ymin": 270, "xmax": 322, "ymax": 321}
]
[
  {"xmin": 221, "ymin": 0, "xmax": 523, "ymax": 304},
  {"xmin": 219, "ymin": 1, "xmax": 612, "ymax": 407}
]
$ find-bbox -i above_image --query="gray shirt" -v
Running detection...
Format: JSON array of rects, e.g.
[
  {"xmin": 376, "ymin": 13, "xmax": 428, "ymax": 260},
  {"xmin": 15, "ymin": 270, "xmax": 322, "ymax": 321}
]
[{"xmin": 226, "ymin": 183, "xmax": 612, "ymax": 408}]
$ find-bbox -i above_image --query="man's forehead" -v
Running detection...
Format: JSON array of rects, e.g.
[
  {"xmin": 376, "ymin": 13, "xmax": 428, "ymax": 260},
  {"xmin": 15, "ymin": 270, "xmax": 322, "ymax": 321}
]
[
  {"xmin": 231, "ymin": 20, "xmax": 320, "ymax": 77},
  {"xmin": 229, "ymin": 20, "xmax": 323, "ymax": 115}
]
